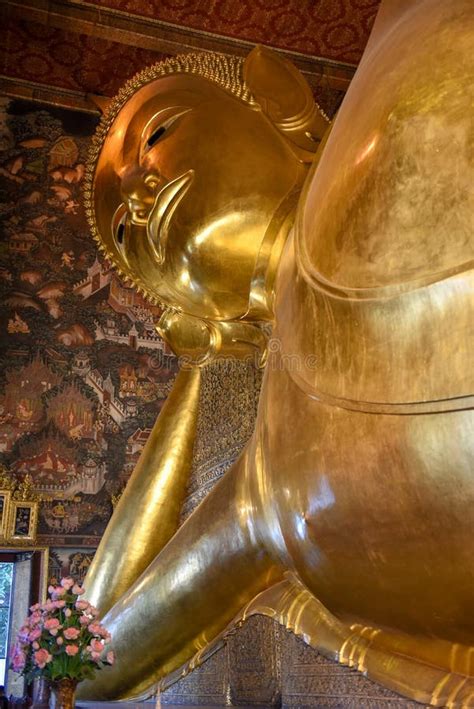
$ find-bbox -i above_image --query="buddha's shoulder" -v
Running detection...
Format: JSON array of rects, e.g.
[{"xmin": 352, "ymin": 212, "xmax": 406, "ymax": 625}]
[
  {"xmin": 296, "ymin": 3, "xmax": 473, "ymax": 296},
  {"xmin": 296, "ymin": 120, "xmax": 473, "ymax": 298}
]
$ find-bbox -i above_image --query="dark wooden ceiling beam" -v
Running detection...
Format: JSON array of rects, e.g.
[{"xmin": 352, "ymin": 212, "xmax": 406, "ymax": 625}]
[
  {"xmin": 0, "ymin": 74, "xmax": 103, "ymax": 114},
  {"xmin": 2, "ymin": 0, "xmax": 355, "ymax": 91}
]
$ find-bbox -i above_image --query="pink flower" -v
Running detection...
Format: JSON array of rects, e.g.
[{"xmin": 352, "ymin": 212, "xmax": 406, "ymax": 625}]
[
  {"xmin": 90, "ymin": 639, "xmax": 103, "ymax": 653},
  {"xmin": 53, "ymin": 600, "xmax": 66, "ymax": 609},
  {"xmin": 60, "ymin": 577, "xmax": 75, "ymax": 590},
  {"xmin": 34, "ymin": 648, "xmax": 52, "ymax": 669},
  {"xmin": 11, "ymin": 646, "xmax": 26, "ymax": 672},
  {"xmin": 18, "ymin": 626, "xmax": 29, "ymax": 643},
  {"xmin": 65, "ymin": 644, "xmax": 79, "ymax": 656},
  {"xmin": 106, "ymin": 651, "xmax": 115, "ymax": 665},
  {"xmin": 48, "ymin": 585, "xmax": 56, "ymax": 595},
  {"xmin": 44, "ymin": 618, "xmax": 60, "ymax": 630},
  {"xmin": 52, "ymin": 586, "xmax": 66, "ymax": 597},
  {"xmin": 43, "ymin": 618, "xmax": 57, "ymax": 629},
  {"xmin": 32, "ymin": 641, "xmax": 40, "ymax": 650},
  {"xmin": 63, "ymin": 627, "xmax": 80, "ymax": 640},
  {"xmin": 88, "ymin": 623, "xmax": 110, "ymax": 641},
  {"xmin": 72, "ymin": 584, "xmax": 85, "ymax": 595},
  {"xmin": 28, "ymin": 628, "xmax": 42, "ymax": 642},
  {"xmin": 44, "ymin": 618, "xmax": 61, "ymax": 637},
  {"xmin": 79, "ymin": 616, "xmax": 90, "ymax": 625},
  {"xmin": 29, "ymin": 611, "xmax": 43, "ymax": 626},
  {"xmin": 30, "ymin": 603, "xmax": 41, "ymax": 612},
  {"xmin": 75, "ymin": 600, "xmax": 89, "ymax": 611},
  {"xmin": 64, "ymin": 609, "xmax": 72, "ymax": 618},
  {"xmin": 91, "ymin": 651, "xmax": 101, "ymax": 662},
  {"xmin": 57, "ymin": 637, "xmax": 64, "ymax": 645}
]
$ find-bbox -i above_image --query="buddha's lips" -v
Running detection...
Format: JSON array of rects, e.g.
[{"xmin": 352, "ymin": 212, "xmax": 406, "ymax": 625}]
[{"xmin": 146, "ymin": 169, "xmax": 194, "ymax": 264}]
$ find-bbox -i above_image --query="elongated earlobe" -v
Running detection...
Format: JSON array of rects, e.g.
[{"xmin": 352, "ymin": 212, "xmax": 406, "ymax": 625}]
[{"xmin": 244, "ymin": 45, "xmax": 329, "ymax": 156}]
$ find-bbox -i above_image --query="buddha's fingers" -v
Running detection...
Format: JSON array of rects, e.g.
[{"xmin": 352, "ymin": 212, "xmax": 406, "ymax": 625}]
[
  {"xmin": 78, "ymin": 458, "xmax": 283, "ymax": 701},
  {"xmin": 83, "ymin": 366, "xmax": 202, "ymax": 616}
]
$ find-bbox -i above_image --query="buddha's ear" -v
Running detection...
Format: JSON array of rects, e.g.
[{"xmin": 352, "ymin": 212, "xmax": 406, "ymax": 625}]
[{"xmin": 243, "ymin": 45, "xmax": 329, "ymax": 158}]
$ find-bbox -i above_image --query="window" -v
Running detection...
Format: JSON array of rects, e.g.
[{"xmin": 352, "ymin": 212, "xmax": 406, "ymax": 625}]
[{"xmin": 0, "ymin": 563, "xmax": 14, "ymax": 685}]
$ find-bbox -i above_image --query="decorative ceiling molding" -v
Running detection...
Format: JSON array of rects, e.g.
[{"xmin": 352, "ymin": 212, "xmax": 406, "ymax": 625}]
[
  {"xmin": 0, "ymin": 17, "xmax": 172, "ymax": 98},
  {"xmin": 2, "ymin": 0, "xmax": 356, "ymax": 91},
  {"xmin": 0, "ymin": 74, "xmax": 103, "ymax": 113}
]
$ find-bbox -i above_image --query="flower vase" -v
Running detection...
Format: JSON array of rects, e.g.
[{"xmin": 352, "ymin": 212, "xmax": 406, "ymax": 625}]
[
  {"xmin": 32, "ymin": 677, "xmax": 51, "ymax": 709},
  {"xmin": 51, "ymin": 679, "xmax": 78, "ymax": 709}
]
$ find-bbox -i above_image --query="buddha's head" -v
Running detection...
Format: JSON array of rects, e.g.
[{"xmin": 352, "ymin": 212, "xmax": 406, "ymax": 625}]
[{"xmin": 85, "ymin": 47, "xmax": 328, "ymax": 330}]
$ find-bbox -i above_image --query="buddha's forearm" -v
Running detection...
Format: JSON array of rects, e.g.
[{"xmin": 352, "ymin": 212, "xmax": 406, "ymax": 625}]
[
  {"xmin": 83, "ymin": 366, "xmax": 201, "ymax": 615},
  {"xmin": 78, "ymin": 462, "xmax": 283, "ymax": 701}
]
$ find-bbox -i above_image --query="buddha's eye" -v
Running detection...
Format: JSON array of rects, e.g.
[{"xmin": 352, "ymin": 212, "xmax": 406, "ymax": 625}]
[
  {"xmin": 147, "ymin": 126, "xmax": 166, "ymax": 149},
  {"xmin": 116, "ymin": 220, "xmax": 125, "ymax": 245},
  {"xmin": 142, "ymin": 108, "xmax": 191, "ymax": 156},
  {"xmin": 112, "ymin": 204, "xmax": 128, "ymax": 252}
]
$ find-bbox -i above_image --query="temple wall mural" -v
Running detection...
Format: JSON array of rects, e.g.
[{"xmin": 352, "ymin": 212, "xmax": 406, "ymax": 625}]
[{"xmin": 0, "ymin": 98, "xmax": 179, "ymax": 564}]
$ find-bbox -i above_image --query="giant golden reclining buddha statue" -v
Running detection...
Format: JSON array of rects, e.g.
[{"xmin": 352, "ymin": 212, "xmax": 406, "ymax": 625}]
[{"xmin": 80, "ymin": 0, "xmax": 474, "ymax": 705}]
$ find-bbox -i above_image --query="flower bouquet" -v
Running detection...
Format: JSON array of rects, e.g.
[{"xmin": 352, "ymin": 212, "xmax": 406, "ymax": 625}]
[{"xmin": 11, "ymin": 577, "xmax": 114, "ymax": 709}]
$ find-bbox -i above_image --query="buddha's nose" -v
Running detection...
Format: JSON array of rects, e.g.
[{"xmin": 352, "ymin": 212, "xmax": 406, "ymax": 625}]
[{"xmin": 120, "ymin": 166, "xmax": 160, "ymax": 225}]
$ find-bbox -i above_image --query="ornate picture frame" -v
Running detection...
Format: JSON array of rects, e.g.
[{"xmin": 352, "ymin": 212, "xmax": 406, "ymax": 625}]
[
  {"xmin": 0, "ymin": 490, "xmax": 11, "ymax": 540},
  {"xmin": 8, "ymin": 500, "xmax": 38, "ymax": 543}
]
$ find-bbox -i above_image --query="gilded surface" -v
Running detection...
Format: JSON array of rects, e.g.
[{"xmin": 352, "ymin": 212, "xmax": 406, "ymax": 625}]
[
  {"xmin": 84, "ymin": 365, "xmax": 202, "ymax": 615},
  {"xmin": 81, "ymin": 1, "xmax": 474, "ymax": 706},
  {"xmin": 159, "ymin": 361, "xmax": 427, "ymax": 706}
]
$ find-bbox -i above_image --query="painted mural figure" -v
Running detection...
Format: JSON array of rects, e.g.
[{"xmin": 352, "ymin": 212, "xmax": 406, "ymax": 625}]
[
  {"xmin": 13, "ymin": 506, "xmax": 30, "ymax": 537},
  {"xmin": 81, "ymin": 0, "xmax": 474, "ymax": 706}
]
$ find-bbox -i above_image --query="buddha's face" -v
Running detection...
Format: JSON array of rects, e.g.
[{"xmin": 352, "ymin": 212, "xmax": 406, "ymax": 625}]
[{"xmin": 93, "ymin": 73, "xmax": 304, "ymax": 321}]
